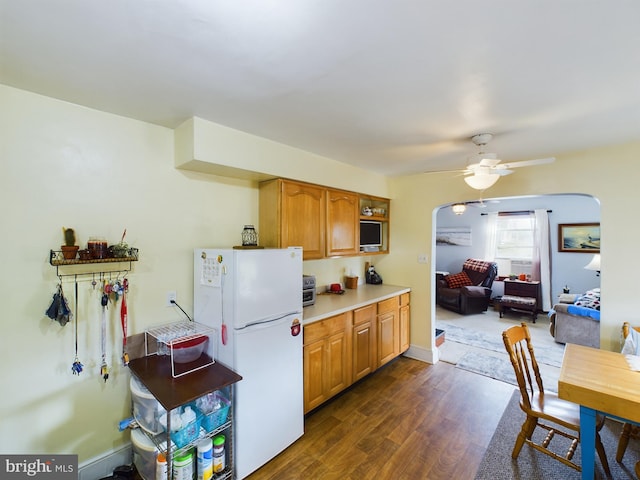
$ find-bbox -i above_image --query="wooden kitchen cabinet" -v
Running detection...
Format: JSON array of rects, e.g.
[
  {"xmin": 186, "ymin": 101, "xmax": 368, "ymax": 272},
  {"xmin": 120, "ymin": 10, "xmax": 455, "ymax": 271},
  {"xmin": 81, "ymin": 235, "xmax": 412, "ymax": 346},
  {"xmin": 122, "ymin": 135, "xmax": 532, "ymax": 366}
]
[
  {"xmin": 303, "ymin": 292, "xmax": 410, "ymax": 412},
  {"xmin": 326, "ymin": 188, "xmax": 359, "ymax": 257},
  {"xmin": 352, "ymin": 304, "xmax": 377, "ymax": 382},
  {"xmin": 259, "ymin": 179, "xmax": 326, "ymax": 260},
  {"xmin": 259, "ymin": 178, "xmax": 389, "ymax": 259},
  {"xmin": 303, "ymin": 312, "xmax": 352, "ymax": 413},
  {"xmin": 399, "ymin": 293, "xmax": 410, "ymax": 353},
  {"xmin": 377, "ymin": 297, "xmax": 400, "ymax": 367}
]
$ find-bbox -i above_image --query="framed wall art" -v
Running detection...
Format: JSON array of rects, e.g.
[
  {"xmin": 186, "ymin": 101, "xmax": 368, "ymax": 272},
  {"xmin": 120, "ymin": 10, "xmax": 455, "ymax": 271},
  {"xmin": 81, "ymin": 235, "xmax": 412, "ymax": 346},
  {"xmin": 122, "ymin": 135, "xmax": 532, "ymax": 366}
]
[{"xmin": 558, "ymin": 223, "xmax": 600, "ymax": 253}]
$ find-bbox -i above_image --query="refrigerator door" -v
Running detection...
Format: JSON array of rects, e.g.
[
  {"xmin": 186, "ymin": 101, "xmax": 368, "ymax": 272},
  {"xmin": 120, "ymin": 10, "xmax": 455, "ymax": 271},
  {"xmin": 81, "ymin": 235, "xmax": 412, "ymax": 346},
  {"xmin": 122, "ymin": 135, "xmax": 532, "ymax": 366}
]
[
  {"xmin": 233, "ymin": 313, "xmax": 304, "ymax": 479},
  {"xmin": 233, "ymin": 248, "xmax": 302, "ymax": 328}
]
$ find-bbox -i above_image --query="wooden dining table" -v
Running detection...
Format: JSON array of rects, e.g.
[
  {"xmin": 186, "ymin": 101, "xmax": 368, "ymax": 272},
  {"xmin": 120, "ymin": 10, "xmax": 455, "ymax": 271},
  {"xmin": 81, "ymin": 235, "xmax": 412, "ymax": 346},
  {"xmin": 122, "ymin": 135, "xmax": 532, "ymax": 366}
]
[{"xmin": 558, "ymin": 343, "xmax": 640, "ymax": 479}]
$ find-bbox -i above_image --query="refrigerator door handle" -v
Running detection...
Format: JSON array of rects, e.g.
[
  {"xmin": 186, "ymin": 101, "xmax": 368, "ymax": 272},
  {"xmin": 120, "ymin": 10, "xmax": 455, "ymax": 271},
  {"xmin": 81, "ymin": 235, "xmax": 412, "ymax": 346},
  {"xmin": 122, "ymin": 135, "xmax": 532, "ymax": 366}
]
[{"xmin": 236, "ymin": 312, "xmax": 300, "ymax": 331}]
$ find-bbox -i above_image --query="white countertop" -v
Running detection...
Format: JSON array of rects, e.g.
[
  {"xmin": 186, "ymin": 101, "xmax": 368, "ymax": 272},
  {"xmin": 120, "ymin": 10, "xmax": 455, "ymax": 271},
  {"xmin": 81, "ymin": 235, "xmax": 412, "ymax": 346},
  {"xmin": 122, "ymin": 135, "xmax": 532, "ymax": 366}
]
[{"xmin": 302, "ymin": 283, "xmax": 411, "ymax": 325}]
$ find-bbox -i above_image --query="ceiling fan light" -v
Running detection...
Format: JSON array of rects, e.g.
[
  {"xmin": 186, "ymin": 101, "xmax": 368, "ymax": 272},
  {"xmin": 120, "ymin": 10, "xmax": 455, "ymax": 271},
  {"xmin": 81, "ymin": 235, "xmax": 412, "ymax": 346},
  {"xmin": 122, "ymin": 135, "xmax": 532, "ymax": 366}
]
[
  {"xmin": 464, "ymin": 173, "xmax": 500, "ymax": 190},
  {"xmin": 452, "ymin": 203, "xmax": 466, "ymax": 215}
]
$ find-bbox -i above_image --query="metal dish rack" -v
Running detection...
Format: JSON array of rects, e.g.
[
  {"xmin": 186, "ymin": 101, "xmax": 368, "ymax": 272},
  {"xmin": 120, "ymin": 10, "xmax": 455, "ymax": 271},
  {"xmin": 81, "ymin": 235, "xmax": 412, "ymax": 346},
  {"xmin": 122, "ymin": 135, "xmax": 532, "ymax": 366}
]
[{"xmin": 145, "ymin": 321, "xmax": 216, "ymax": 378}]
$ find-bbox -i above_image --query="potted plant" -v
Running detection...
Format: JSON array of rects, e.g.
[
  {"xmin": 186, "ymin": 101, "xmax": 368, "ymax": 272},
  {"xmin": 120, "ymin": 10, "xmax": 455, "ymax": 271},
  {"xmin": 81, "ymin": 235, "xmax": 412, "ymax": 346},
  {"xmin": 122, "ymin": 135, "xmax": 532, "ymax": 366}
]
[{"xmin": 61, "ymin": 227, "xmax": 79, "ymax": 260}]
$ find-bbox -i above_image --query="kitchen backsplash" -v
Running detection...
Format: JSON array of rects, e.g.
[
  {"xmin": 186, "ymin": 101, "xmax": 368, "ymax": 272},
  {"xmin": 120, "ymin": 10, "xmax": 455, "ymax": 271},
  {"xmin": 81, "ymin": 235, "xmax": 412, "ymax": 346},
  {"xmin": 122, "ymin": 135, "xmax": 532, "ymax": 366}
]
[{"xmin": 303, "ymin": 256, "xmax": 373, "ymax": 291}]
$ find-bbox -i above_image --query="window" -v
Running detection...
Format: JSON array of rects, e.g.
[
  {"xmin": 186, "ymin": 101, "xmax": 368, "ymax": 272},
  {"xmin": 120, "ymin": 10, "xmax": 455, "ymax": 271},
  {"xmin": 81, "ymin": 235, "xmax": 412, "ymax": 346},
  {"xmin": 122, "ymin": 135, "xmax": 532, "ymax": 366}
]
[{"xmin": 494, "ymin": 213, "xmax": 534, "ymax": 277}]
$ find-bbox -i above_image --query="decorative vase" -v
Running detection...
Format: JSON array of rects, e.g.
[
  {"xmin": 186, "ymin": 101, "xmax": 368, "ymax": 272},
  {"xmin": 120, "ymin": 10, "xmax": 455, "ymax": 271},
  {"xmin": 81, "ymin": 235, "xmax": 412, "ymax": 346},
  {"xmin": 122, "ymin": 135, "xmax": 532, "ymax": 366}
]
[{"xmin": 61, "ymin": 245, "xmax": 79, "ymax": 260}]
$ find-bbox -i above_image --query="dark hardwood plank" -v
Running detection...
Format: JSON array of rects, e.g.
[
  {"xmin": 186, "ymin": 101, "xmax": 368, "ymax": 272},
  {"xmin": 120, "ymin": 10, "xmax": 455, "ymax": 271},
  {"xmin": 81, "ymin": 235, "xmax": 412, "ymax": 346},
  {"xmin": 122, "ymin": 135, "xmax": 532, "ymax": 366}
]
[{"xmin": 246, "ymin": 357, "xmax": 515, "ymax": 480}]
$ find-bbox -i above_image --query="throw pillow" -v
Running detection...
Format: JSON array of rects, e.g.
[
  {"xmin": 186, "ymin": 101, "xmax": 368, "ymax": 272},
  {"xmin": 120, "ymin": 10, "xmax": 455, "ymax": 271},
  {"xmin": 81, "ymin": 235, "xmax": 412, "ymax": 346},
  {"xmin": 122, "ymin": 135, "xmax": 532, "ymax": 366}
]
[{"xmin": 445, "ymin": 271, "xmax": 474, "ymax": 289}]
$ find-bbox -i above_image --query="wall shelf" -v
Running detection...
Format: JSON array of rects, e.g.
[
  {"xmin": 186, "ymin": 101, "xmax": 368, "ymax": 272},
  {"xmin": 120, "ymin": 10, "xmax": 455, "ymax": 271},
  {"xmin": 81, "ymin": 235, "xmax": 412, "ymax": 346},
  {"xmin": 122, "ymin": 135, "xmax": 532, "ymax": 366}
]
[{"xmin": 49, "ymin": 248, "xmax": 139, "ymax": 277}]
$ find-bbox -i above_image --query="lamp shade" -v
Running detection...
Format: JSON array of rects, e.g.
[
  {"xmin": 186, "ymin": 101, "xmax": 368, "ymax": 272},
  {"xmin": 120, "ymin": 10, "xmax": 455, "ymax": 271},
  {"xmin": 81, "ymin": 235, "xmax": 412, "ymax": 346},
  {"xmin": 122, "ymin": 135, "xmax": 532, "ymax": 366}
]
[
  {"xmin": 584, "ymin": 253, "xmax": 601, "ymax": 272},
  {"xmin": 464, "ymin": 173, "xmax": 500, "ymax": 190}
]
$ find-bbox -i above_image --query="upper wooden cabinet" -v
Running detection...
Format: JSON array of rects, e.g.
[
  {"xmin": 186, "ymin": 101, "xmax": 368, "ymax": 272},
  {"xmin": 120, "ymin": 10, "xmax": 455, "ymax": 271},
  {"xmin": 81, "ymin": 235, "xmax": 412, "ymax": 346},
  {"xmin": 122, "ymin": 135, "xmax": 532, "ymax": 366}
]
[
  {"xmin": 259, "ymin": 179, "xmax": 388, "ymax": 259},
  {"xmin": 260, "ymin": 179, "xmax": 326, "ymax": 260},
  {"xmin": 326, "ymin": 188, "xmax": 359, "ymax": 257}
]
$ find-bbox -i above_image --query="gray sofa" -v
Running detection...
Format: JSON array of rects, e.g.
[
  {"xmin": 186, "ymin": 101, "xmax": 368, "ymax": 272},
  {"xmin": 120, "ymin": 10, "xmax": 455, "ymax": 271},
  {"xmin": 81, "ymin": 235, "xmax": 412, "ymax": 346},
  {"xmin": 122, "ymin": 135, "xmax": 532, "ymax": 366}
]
[{"xmin": 549, "ymin": 302, "xmax": 600, "ymax": 348}]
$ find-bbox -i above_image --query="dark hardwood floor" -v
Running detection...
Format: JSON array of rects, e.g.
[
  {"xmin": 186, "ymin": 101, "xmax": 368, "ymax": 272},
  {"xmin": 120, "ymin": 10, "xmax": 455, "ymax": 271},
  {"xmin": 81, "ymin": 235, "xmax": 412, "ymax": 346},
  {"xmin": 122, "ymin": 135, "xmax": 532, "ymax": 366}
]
[{"xmin": 246, "ymin": 356, "xmax": 516, "ymax": 480}]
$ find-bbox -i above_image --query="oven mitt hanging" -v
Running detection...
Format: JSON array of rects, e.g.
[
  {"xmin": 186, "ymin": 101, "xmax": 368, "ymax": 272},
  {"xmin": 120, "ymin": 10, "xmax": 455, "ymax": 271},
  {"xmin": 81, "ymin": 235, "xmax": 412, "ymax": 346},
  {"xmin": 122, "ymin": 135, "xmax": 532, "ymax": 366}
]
[{"xmin": 46, "ymin": 284, "xmax": 72, "ymax": 326}]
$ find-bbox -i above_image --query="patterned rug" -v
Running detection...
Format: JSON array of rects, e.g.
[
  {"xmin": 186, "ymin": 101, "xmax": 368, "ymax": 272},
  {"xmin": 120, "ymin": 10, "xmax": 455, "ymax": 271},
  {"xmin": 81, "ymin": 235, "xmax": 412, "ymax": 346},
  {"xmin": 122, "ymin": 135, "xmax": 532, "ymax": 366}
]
[
  {"xmin": 438, "ymin": 320, "xmax": 565, "ymax": 367},
  {"xmin": 455, "ymin": 350, "xmax": 559, "ymax": 392}
]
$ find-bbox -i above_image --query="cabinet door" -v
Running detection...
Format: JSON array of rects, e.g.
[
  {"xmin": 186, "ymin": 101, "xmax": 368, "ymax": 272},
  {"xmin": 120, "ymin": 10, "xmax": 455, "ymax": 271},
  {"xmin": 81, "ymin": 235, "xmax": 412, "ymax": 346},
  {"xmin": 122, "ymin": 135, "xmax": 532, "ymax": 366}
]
[
  {"xmin": 399, "ymin": 304, "xmax": 410, "ymax": 353},
  {"xmin": 377, "ymin": 311, "xmax": 397, "ymax": 367},
  {"xmin": 377, "ymin": 297, "xmax": 399, "ymax": 367},
  {"xmin": 303, "ymin": 312, "xmax": 351, "ymax": 413},
  {"xmin": 303, "ymin": 337, "xmax": 326, "ymax": 413},
  {"xmin": 326, "ymin": 330, "xmax": 351, "ymax": 398},
  {"xmin": 352, "ymin": 304, "xmax": 377, "ymax": 381},
  {"xmin": 326, "ymin": 189, "xmax": 359, "ymax": 257},
  {"xmin": 281, "ymin": 181, "xmax": 326, "ymax": 260}
]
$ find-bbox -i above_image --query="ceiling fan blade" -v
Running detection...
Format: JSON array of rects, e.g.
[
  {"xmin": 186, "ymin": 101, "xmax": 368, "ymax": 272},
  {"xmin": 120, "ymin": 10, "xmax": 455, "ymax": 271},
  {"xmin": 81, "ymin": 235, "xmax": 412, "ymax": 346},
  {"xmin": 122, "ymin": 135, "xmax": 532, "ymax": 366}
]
[
  {"xmin": 422, "ymin": 167, "xmax": 468, "ymax": 175},
  {"xmin": 500, "ymin": 157, "xmax": 555, "ymax": 169},
  {"xmin": 478, "ymin": 157, "xmax": 501, "ymax": 167}
]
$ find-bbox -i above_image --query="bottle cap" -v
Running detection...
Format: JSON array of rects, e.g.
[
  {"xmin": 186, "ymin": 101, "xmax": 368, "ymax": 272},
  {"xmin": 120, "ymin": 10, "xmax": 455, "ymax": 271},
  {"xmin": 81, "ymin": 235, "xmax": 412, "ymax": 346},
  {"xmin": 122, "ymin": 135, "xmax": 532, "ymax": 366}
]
[{"xmin": 213, "ymin": 435, "xmax": 225, "ymax": 447}]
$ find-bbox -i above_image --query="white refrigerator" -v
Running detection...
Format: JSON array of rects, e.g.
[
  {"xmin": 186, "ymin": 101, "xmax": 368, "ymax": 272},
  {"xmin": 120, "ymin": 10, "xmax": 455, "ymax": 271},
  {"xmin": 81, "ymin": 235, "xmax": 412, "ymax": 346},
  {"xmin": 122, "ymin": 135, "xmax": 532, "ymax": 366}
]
[{"xmin": 193, "ymin": 247, "xmax": 304, "ymax": 479}]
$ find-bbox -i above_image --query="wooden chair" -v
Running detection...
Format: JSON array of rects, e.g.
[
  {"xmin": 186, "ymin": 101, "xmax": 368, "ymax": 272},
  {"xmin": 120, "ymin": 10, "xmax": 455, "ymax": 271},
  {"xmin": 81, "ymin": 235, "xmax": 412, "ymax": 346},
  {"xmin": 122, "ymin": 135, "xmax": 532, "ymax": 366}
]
[
  {"xmin": 502, "ymin": 323, "xmax": 610, "ymax": 474},
  {"xmin": 616, "ymin": 322, "xmax": 640, "ymax": 462}
]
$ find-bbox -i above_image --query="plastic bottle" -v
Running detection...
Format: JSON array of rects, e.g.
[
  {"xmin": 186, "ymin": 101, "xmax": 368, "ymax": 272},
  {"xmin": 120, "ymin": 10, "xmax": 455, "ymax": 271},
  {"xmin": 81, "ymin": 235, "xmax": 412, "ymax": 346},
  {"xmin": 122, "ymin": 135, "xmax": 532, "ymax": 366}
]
[
  {"xmin": 212, "ymin": 435, "xmax": 225, "ymax": 474},
  {"xmin": 173, "ymin": 450, "xmax": 194, "ymax": 480},
  {"xmin": 196, "ymin": 438, "xmax": 213, "ymax": 480},
  {"xmin": 181, "ymin": 406, "xmax": 196, "ymax": 426},
  {"xmin": 155, "ymin": 452, "xmax": 167, "ymax": 480}
]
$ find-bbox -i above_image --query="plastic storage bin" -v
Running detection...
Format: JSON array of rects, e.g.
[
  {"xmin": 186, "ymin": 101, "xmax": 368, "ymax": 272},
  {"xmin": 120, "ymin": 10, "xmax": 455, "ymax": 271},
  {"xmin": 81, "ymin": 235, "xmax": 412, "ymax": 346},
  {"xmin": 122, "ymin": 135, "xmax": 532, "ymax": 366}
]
[
  {"xmin": 160, "ymin": 405, "xmax": 202, "ymax": 449},
  {"xmin": 130, "ymin": 375, "xmax": 166, "ymax": 435},
  {"xmin": 198, "ymin": 393, "xmax": 231, "ymax": 433},
  {"xmin": 131, "ymin": 428, "xmax": 158, "ymax": 480}
]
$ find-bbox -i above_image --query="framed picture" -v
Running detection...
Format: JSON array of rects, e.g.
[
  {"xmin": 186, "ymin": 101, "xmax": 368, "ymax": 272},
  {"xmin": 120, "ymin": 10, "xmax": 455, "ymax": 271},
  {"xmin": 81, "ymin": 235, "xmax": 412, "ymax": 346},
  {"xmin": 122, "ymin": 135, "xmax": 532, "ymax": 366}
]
[
  {"xmin": 436, "ymin": 226, "xmax": 472, "ymax": 246},
  {"xmin": 558, "ymin": 223, "xmax": 600, "ymax": 253}
]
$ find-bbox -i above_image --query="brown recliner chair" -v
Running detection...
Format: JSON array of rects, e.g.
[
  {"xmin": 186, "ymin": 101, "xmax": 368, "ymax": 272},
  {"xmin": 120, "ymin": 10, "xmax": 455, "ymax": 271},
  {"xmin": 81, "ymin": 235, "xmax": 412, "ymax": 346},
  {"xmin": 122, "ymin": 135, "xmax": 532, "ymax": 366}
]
[{"xmin": 436, "ymin": 259, "xmax": 498, "ymax": 315}]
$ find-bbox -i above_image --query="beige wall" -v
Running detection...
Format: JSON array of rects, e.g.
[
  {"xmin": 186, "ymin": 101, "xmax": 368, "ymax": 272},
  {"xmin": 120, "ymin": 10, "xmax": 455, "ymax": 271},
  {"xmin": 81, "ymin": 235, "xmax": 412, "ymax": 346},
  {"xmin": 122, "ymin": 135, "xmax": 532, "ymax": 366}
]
[
  {"xmin": 0, "ymin": 85, "xmax": 384, "ymax": 462},
  {"xmin": 2, "ymin": 82, "xmax": 638, "ymax": 465},
  {"xmin": 382, "ymin": 142, "xmax": 639, "ymax": 361}
]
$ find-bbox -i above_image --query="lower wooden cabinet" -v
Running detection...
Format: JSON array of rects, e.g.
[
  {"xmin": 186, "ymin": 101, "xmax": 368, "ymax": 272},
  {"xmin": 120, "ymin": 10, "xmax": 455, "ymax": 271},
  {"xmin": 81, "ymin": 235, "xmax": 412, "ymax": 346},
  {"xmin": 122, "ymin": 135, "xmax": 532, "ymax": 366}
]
[
  {"xmin": 400, "ymin": 293, "xmax": 410, "ymax": 353},
  {"xmin": 377, "ymin": 297, "xmax": 400, "ymax": 367},
  {"xmin": 303, "ymin": 293, "xmax": 410, "ymax": 413},
  {"xmin": 352, "ymin": 304, "xmax": 377, "ymax": 382},
  {"xmin": 303, "ymin": 312, "xmax": 352, "ymax": 413}
]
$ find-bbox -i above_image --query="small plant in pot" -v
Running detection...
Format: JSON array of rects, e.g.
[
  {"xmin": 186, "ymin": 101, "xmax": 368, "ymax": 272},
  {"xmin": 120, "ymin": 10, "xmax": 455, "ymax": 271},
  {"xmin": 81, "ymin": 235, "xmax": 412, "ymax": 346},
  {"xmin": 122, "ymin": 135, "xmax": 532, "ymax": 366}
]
[
  {"xmin": 61, "ymin": 227, "xmax": 79, "ymax": 260},
  {"xmin": 109, "ymin": 229, "xmax": 130, "ymax": 258}
]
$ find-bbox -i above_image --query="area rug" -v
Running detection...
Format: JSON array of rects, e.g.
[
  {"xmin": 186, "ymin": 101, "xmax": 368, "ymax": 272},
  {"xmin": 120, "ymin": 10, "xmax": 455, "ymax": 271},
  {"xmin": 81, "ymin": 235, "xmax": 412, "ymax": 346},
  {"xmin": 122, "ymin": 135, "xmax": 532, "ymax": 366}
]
[
  {"xmin": 474, "ymin": 390, "xmax": 640, "ymax": 479},
  {"xmin": 456, "ymin": 350, "xmax": 559, "ymax": 392},
  {"xmin": 438, "ymin": 320, "xmax": 564, "ymax": 367}
]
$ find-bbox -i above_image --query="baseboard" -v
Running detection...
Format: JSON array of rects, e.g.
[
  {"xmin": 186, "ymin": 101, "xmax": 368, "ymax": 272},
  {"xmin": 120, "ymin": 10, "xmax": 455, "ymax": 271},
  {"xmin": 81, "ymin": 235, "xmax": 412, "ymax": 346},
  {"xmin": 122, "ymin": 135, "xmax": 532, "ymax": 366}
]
[
  {"xmin": 403, "ymin": 344, "xmax": 436, "ymax": 364},
  {"xmin": 78, "ymin": 444, "xmax": 132, "ymax": 480}
]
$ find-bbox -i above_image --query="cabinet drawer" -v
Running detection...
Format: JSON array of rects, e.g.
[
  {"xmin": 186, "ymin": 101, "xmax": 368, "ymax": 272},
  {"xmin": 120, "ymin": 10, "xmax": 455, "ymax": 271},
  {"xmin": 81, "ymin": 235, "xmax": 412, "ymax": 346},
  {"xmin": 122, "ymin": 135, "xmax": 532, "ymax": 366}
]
[
  {"xmin": 378, "ymin": 297, "xmax": 398, "ymax": 314},
  {"xmin": 400, "ymin": 293, "xmax": 410, "ymax": 307},
  {"xmin": 504, "ymin": 281, "xmax": 539, "ymax": 297},
  {"xmin": 304, "ymin": 312, "xmax": 350, "ymax": 345},
  {"xmin": 353, "ymin": 304, "xmax": 376, "ymax": 326}
]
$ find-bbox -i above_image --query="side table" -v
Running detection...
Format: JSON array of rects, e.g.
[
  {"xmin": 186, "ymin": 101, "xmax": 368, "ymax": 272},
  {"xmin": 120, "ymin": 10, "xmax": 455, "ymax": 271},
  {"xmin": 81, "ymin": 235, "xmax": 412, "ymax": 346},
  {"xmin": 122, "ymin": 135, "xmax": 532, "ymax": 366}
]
[{"xmin": 498, "ymin": 280, "xmax": 541, "ymax": 323}]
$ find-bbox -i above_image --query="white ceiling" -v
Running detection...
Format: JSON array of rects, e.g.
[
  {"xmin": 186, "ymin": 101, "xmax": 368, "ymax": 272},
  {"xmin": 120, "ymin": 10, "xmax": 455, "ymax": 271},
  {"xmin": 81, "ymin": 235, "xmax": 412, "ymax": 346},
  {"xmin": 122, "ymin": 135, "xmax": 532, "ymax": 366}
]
[{"xmin": 2, "ymin": 1, "xmax": 639, "ymax": 176}]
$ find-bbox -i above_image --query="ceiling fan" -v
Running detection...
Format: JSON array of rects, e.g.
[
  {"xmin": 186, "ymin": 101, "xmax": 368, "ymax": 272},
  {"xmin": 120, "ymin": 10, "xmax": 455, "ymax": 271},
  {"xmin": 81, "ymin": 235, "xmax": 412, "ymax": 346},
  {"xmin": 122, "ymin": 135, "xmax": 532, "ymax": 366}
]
[{"xmin": 447, "ymin": 133, "xmax": 555, "ymax": 190}]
